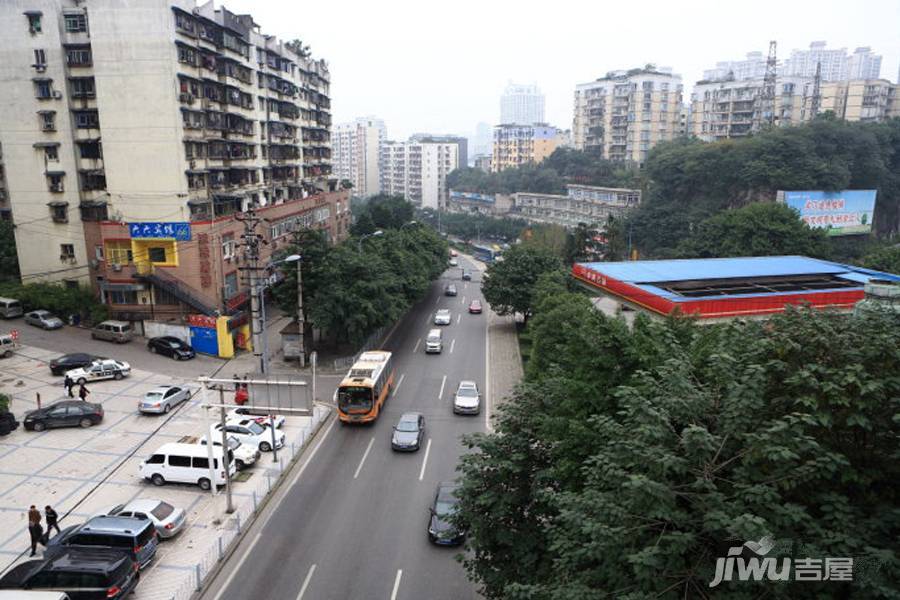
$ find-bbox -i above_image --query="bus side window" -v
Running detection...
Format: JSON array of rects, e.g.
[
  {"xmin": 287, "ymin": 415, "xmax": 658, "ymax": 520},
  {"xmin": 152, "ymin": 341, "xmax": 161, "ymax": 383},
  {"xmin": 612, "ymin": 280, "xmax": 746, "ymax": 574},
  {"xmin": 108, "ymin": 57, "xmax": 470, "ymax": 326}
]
[{"xmin": 374, "ymin": 380, "xmax": 382, "ymax": 399}]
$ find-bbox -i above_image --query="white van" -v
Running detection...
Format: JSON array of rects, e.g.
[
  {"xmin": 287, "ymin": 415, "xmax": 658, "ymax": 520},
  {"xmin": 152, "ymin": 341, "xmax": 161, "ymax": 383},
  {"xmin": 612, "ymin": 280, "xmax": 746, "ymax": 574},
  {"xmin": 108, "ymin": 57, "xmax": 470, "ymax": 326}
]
[
  {"xmin": 425, "ymin": 328, "xmax": 443, "ymax": 354},
  {"xmin": 0, "ymin": 593, "xmax": 70, "ymax": 600},
  {"xmin": 0, "ymin": 298, "xmax": 23, "ymax": 319},
  {"xmin": 139, "ymin": 442, "xmax": 236, "ymax": 491}
]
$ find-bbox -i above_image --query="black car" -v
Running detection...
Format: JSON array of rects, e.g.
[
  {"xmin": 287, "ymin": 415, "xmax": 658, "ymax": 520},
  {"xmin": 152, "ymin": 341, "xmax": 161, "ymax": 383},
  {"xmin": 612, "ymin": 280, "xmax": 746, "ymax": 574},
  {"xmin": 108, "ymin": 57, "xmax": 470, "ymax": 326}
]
[
  {"xmin": 391, "ymin": 412, "xmax": 425, "ymax": 452},
  {"xmin": 0, "ymin": 547, "xmax": 139, "ymax": 599},
  {"xmin": 23, "ymin": 400, "xmax": 104, "ymax": 432},
  {"xmin": 428, "ymin": 482, "xmax": 465, "ymax": 546},
  {"xmin": 0, "ymin": 411, "xmax": 19, "ymax": 436},
  {"xmin": 49, "ymin": 353, "xmax": 100, "ymax": 376},
  {"xmin": 147, "ymin": 336, "xmax": 195, "ymax": 360},
  {"xmin": 49, "ymin": 516, "xmax": 159, "ymax": 570}
]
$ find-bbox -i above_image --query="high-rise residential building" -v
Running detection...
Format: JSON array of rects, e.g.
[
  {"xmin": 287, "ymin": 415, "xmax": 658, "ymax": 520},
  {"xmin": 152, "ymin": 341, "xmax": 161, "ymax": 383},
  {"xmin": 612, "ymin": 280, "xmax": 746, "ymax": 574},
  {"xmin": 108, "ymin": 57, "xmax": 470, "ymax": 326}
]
[
  {"xmin": 491, "ymin": 124, "xmax": 560, "ymax": 172},
  {"xmin": 573, "ymin": 68, "xmax": 683, "ymax": 162},
  {"xmin": 702, "ymin": 52, "xmax": 767, "ymax": 82},
  {"xmin": 0, "ymin": 0, "xmax": 348, "ymax": 337},
  {"xmin": 472, "ymin": 122, "xmax": 493, "ymax": 160},
  {"xmin": 783, "ymin": 41, "xmax": 882, "ymax": 81},
  {"xmin": 500, "ymin": 82, "xmax": 545, "ymax": 125},
  {"xmin": 331, "ymin": 116, "xmax": 386, "ymax": 197},
  {"xmin": 409, "ymin": 134, "xmax": 467, "ymax": 171},
  {"xmin": 380, "ymin": 138, "xmax": 459, "ymax": 210},
  {"xmin": 818, "ymin": 79, "xmax": 899, "ymax": 122}
]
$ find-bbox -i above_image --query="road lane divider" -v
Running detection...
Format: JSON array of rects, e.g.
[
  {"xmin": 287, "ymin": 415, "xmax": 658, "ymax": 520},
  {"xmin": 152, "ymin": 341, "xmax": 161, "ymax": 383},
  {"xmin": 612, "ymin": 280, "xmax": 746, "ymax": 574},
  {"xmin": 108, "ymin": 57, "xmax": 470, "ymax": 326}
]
[
  {"xmin": 413, "ymin": 338, "xmax": 421, "ymax": 353},
  {"xmin": 418, "ymin": 438, "xmax": 432, "ymax": 481},
  {"xmin": 485, "ymin": 314, "xmax": 492, "ymax": 432},
  {"xmin": 438, "ymin": 375, "xmax": 447, "ymax": 400},
  {"xmin": 450, "ymin": 339, "xmax": 455, "ymax": 354},
  {"xmin": 391, "ymin": 569, "xmax": 403, "ymax": 600},
  {"xmin": 296, "ymin": 564, "xmax": 316, "ymax": 600},
  {"xmin": 456, "ymin": 314, "xmax": 461, "ymax": 325},
  {"xmin": 353, "ymin": 437, "xmax": 375, "ymax": 479},
  {"xmin": 393, "ymin": 373, "xmax": 405, "ymax": 396}
]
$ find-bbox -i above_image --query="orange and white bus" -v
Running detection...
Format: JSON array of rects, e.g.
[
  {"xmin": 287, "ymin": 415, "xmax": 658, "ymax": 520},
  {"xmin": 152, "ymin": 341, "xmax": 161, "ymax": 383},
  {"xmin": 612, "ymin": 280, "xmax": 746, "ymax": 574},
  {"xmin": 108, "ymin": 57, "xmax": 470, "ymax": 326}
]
[{"xmin": 336, "ymin": 350, "xmax": 395, "ymax": 424}]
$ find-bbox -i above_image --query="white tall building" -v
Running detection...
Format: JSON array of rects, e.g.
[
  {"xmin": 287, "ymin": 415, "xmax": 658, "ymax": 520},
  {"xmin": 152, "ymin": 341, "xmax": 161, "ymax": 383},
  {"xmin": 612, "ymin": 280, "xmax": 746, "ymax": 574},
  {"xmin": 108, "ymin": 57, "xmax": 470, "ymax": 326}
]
[
  {"xmin": 702, "ymin": 52, "xmax": 767, "ymax": 81},
  {"xmin": 380, "ymin": 138, "xmax": 458, "ymax": 210},
  {"xmin": 783, "ymin": 41, "xmax": 882, "ymax": 81},
  {"xmin": 500, "ymin": 82, "xmax": 545, "ymax": 125},
  {"xmin": 331, "ymin": 116, "xmax": 385, "ymax": 197}
]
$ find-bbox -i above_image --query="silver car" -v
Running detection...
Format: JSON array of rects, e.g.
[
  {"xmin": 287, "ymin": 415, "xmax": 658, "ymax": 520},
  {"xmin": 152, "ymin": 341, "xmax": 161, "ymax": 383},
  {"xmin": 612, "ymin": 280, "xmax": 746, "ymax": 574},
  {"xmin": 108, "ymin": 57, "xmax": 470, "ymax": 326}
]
[
  {"xmin": 106, "ymin": 499, "xmax": 187, "ymax": 539},
  {"xmin": 24, "ymin": 310, "xmax": 64, "ymax": 330},
  {"xmin": 453, "ymin": 380, "xmax": 481, "ymax": 415},
  {"xmin": 433, "ymin": 309, "xmax": 451, "ymax": 326},
  {"xmin": 140, "ymin": 385, "xmax": 191, "ymax": 414}
]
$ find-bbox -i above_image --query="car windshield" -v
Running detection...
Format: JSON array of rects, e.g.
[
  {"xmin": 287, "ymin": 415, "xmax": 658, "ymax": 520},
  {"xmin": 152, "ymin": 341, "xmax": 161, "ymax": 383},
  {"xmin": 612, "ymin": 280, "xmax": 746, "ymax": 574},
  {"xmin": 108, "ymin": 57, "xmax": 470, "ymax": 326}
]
[
  {"xmin": 457, "ymin": 387, "xmax": 478, "ymax": 397},
  {"xmin": 338, "ymin": 386, "xmax": 372, "ymax": 410},
  {"xmin": 397, "ymin": 420, "xmax": 418, "ymax": 432},
  {"xmin": 435, "ymin": 499, "xmax": 457, "ymax": 517},
  {"xmin": 151, "ymin": 502, "xmax": 174, "ymax": 520},
  {"xmin": 244, "ymin": 421, "xmax": 265, "ymax": 435},
  {"xmin": 226, "ymin": 436, "xmax": 240, "ymax": 449}
]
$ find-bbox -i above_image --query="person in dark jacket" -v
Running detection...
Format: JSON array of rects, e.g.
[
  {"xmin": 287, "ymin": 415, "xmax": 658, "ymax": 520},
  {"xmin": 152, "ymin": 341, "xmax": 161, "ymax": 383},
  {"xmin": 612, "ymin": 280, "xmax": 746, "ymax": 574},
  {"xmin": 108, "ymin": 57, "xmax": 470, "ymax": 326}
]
[
  {"xmin": 45, "ymin": 505, "xmax": 60, "ymax": 536},
  {"xmin": 63, "ymin": 375, "xmax": 74, "ymax": 398},
  {"xmin": 78, "ymin": 384, "xmax": 90, "ymax": 401},
  {"xmin": 27, "ymin": 505, "xmax": 44, "ymax": 556}
]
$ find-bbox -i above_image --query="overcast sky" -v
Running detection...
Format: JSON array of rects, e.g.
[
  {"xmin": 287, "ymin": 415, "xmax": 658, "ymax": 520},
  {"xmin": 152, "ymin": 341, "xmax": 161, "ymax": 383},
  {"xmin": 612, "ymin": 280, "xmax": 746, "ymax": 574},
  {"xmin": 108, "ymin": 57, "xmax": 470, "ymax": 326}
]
[{"xmin": 224, "ymin": 0, "xmax": 899, "ymax": 141}]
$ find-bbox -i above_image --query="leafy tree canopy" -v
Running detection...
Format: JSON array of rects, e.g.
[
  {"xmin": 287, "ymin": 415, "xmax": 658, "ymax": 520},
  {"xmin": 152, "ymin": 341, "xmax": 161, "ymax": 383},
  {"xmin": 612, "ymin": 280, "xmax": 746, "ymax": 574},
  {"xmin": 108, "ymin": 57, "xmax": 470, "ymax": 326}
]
[
  {"xmin": 481, "ymin": 245, "xmax": 563, "ymax": 319},
  {"xmin": 350, "ymin": 194, "xmax": 415, "ymax": 235},
  {"xmin": 0, "ymin": 221, "xmax": 20, "ymax": 283}
]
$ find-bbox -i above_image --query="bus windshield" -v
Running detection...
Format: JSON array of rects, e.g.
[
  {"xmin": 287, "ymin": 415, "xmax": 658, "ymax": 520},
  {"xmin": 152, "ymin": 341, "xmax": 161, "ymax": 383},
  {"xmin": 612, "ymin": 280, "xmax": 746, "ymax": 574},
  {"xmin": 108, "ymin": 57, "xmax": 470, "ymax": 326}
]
[{"xmin": 338, "ymin": 386, "xmax": 372, "ymax": 411}]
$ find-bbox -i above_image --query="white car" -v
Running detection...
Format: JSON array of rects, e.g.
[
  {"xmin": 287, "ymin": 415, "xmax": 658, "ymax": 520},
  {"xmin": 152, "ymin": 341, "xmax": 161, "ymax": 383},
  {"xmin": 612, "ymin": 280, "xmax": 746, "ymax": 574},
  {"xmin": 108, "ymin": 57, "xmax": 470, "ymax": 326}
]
[
  {"xmin": 228, "ymin": 407, "xmax": 286, "ymax": 429},
  {"xmin": 196, "ymin": 431, "xmax": 261, "ymax": 470},
  {"xmin": 215, "ymin": 418, "xmax": 285, "ymax": 452},
  {"xmin": 449, "ymin": 258, "xmax": 459, "ymax": 267},
  {"xmin": 433, "ymin": 309, "xmax": 452, "ymax": 326},
  {"xmin": 101, "ymin": 498, "xmax": 187, "ymax": 539},
  {"xmin": 140, "ymin": 385, "xmax": 191, "ymax": 414},
  {"xmin": 453, "ymin": 380, "xmax": 481, "ymax": 415},
  {"xmin": 66, "ymin": 359, "xmax": 131, "ymax": 384}
]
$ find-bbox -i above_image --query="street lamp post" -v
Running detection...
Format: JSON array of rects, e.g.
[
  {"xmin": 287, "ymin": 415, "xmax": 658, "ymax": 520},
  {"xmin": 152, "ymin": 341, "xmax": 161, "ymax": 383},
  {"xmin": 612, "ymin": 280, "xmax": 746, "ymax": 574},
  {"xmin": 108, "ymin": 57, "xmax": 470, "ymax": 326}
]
[{"xmin": 357, "ymin": 229, "xmax": 384, "ymax": 253}]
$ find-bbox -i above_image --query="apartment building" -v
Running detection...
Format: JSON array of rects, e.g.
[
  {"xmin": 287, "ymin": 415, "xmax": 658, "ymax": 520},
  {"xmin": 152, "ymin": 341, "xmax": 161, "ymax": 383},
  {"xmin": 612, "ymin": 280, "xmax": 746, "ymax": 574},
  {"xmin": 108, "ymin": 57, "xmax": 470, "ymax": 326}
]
[
  {"xmin": 500, "ymin": 82, "xmax": 545, "ymax": 125},
  {"xmin": 491, "ymin": 124, "xmax": 559, "ymax": 172},
  {"xmin": 703, "ymin": 52, "xmax": 767, "ymax": 82},
  {"xmin": 473, "ymin": 154, "xmax": 492, "ymax": 172},
  {"xmin": 819, "ymin": 79, "xmax": 899, "ymax": 122},
  {"xmin": 379, "ymin": 138, "xmax": 459, "ymax": 209},
  {"xmin": 573, "ymin": 68, "xmax": 683, "ymax": 163},
  {"xmin": 331, "ymin": 116, "xmax": 385, "ymax": 197},
  {"xmin": 513, "ymin": 184, "xmax": 641, "ymax": 229},
  {"xmin": 784, "ymin": 42, "xmax": 882, "ymax": 81},
  {"xmin": 0, "ymin": 0, "xmax": 347, "ymax": 334},
  {"xmin": 0, "ymin": 144, "xmax": 9, "ymax": 221}
]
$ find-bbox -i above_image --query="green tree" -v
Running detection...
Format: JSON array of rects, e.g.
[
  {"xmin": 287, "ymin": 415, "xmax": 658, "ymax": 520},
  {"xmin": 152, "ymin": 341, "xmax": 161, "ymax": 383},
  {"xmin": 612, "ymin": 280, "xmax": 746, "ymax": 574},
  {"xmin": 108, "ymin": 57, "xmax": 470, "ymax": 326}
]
[
  {"xmin": 859, "ymin": 244, "xmax": 900, "ymax": 275},
  {"xmin": 481, "ymin": 245, "xmax": 563, "ymax": 320},
  {"xmin": 271, "ymin": 228, "xmax": 332, "ymax": 316},
  {"xmin": 0, "ymin": 221, "xmax": 19, "ymax": 282},
  {"xmin": 676, "ymin": 202, "xmax": 831, "ymax": 259},
  {"xmin": 520, "ymin": 224, "xmax": 569, "ymax": 260}
]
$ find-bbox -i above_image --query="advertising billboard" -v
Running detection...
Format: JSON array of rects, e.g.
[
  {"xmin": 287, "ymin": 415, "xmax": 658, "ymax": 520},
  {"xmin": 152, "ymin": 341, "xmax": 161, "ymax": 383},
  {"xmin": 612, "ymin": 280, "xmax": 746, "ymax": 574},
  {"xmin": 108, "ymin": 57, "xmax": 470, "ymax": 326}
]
[
  {"xmin": 449, "ymin": 190, "xmax": 494, "ymax": 204},
  {"xmin": 780, "ymin": 190, "xmax": 876, "ymax": 236}
]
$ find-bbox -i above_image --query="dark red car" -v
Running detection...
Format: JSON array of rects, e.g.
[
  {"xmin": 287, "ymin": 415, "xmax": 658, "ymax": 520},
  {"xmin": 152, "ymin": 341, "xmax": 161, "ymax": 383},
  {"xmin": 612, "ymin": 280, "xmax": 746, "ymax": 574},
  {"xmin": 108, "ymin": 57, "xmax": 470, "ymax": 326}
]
[{"xmin": 468, "ymin": 300, "xmax": 482, "ymax": 314}]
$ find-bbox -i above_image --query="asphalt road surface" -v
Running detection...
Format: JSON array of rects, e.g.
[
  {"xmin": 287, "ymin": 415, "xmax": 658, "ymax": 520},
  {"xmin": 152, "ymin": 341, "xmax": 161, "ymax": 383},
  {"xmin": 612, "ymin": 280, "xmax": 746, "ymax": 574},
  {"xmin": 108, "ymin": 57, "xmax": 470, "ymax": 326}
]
[{"xmin": 201, "ymin": 258, "xmax": 487, "ymax": 600}]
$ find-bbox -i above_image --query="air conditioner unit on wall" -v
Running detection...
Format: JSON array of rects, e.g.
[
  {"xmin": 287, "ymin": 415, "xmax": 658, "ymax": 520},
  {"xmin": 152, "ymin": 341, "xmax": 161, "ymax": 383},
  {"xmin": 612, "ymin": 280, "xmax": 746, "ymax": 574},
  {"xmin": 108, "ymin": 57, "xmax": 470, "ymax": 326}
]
[{"xmin": 52, "ymin": 90, "xmax": 63, "ymax": 99}]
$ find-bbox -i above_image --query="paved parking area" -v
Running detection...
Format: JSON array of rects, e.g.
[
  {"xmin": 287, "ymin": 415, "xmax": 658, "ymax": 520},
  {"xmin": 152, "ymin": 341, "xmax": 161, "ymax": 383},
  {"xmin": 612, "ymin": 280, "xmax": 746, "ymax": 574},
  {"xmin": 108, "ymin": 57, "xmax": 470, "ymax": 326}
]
[{"xmin": 0, "ymin": 345, "xmax": 316, "ymax": 600}]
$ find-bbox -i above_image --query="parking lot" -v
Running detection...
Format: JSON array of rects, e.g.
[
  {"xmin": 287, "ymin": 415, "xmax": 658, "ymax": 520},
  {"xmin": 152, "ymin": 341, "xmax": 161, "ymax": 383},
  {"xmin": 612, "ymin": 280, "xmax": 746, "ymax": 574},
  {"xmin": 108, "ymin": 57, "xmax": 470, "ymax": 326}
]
[{"xmin": 0, "ymin": 343, "xmax": 320, "ymax": 600}]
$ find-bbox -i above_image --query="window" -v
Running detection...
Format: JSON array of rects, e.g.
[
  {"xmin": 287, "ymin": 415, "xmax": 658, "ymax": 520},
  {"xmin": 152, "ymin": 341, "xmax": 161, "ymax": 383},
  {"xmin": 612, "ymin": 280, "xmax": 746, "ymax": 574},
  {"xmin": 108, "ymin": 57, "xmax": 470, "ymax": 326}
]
[
  {"xmin": 109, "ymin": 290, "xmax": 137, "ymax": 304},
  {"xmin": 80, "ymin": 170, "xmax": 106, "ymax": 191},
  {"xmin": 177, "ymin": 45, "xmax": 196, "ymax": 66},
  {"xmin": 78, "ymin": 140, "xmax": 102, "ymax": 159},
  {"xmin": 49, "ymin": 203, "xmax": 68, "ymax": 223},
  {"xmin": 192, "ymin": 457, "xmax": 209, "ymax": 469},
  {"xmin": 221, "ymin": 233, "xmax": 236, "ymax": 259},
  {"xmin": 40, "ymin": 111, "xmax": 55, "ymax": 131},
  {"xmin": 70, "ymin": 77, "xmax": 95, "ymax": 98},
  {"xmin": 33, "ymin": 48, "xmax": 46, "ymax": 67},
  {"xmin": 94, "ymin": 245, "xmax": 103, "ymax": 261},
  {"xmin": 34, "ymin": 80, "xmax": 52, "ymax": 99},
  {"xmin": 47, "ymin": 173, "xmax": 64, "ymax": 192},
  {"xmin": 45, "ymin": 145, "xmax": 59, "ymax": 161},
  {"xmin": 174, "ymin": 11, "xmax": 195, "ymax": 33},
  {"xmin": 65, "ymin": 45, "xmax": 91, "ymax": 66},
  {"xmin": 187, "ymin": 172, "xmax": 206, "ymax": 189},
  {"xmin": 148, "ymin": 247, "xmax": 167, "ymax": 263},
  {"xmin": 64, "ymin": 13, "xmax": 87, "ymax": 33},
  {"xmin": 223, "ymin": 272, "xmax": 238, "ymax": 298},
  {"xmin": 168, "ymin": 455, "xmax": 191, "ymax": 467},
  {"xmin": 26, "ymin": 13, "xmax": 42, "ymax": 33},
  {"xmin": 146, "ymin": 454, "xmax": 164, "ymax": 464},
  {"xmin": 60, "ymin": 244, "xmax": 75, "ymax": 260},
  {"xmin": 73, "ymin": 110, "xmax": 99, "ymax": 128},
  {"xmin": 154, "ymin": 287, "xmax": 179, "ymax": 305},
  {"xmin": 105, "ymin": 241, "xmax": 132, "ymax": 264}
]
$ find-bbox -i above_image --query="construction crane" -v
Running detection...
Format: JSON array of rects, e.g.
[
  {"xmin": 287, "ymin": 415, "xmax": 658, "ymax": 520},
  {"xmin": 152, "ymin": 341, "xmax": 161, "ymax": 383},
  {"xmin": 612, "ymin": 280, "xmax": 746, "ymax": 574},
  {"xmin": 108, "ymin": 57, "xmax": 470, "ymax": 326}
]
[
  {"xmin": 810, "ymin": 61, "xmax": 822, "ymax": 119},
  {"xmin": 756, "ymin": 40, "xmax": 778, "ymax": 131}
]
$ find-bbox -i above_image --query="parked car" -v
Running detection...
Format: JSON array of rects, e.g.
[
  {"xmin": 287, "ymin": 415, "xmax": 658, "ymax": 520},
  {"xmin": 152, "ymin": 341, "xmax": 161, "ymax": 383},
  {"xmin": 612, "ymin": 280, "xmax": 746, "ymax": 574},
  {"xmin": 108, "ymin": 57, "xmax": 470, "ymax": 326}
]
[
  {"xmin": 103, "ymin": 499, "xmax": 187, "ymax": 540},
  {"xmin": 65, "ymin": 359, "xmax": 130, "ymax": 384},
  {"xmin": 147, "ymin": 336, "xmax": 195, "ymax": 360},
  {"xmin": 453, "ymin": 380, "xmax": 481, "ymax": 415},
  {"xmin": 49, "ymin": 353, "xmax": 101, "ymax": 376},
  {"xmin": 468, "ymin": 300, "xmax": 483, "ymax": 314},
  {"xmin": 444, "ymin": 284, "xmax": 458, "ymax": 296},
  {"xmin": 0, "ymin": 411, "xmax": 19, "ymax": 436},
  {"xmin": 139, "ymin": 385, "xmax": 191, "ymax": 415},
  {"xmin": 449, "ymin": 258, "xmax": 458, "ymax": 267},
  {"xmin": 433, "ymin": 309, "xmax": 452, "ymax": 326},
  {"xmin": 0, "ymin": 297, "xmax": 23, "ymax": 319},
  {"xmin": 139, "ymin": 442, "xmax": 235, "ymax": 491},
  {"xmin": 215, "ymin": 418, "xmax": 285, "ymax": 452},
  {"xmin": 0, "ymin": 334, "xmax": 18, "ymax": 359},
  {"xmin": 227, "ymin": 407, "xmax": 285, "ymax": 429},
  {"xmin": 47, "ymin": 515, "xmax": 158, "ymax": 570},
  {"xmin": 90, "ymin": 320, "xmax": 133, "ymax": 344},
  {"xmin": 428, "ymin": 482, "xmax": 465, "ymax": 545},
  {"xmin": 391, "ymin": 412, "xmax": 425, "ymax": 452},
  {"xmin": 24, "ymin": 310, "xmax": 64, "ymax": 330},
  {"xmin": 0, "ymin": 547, "xmax": 138, "ymax": 599},
  {"xmin": 193, "ymin": 431, "xmax": 260, "ymax": 470},
  {"xmin": 23, "ymin": 400, "xmax": 104, "ymax": 432},
  {"xmin": 462, "ymin": 270, "xmax": 472, "ymax": 281}
]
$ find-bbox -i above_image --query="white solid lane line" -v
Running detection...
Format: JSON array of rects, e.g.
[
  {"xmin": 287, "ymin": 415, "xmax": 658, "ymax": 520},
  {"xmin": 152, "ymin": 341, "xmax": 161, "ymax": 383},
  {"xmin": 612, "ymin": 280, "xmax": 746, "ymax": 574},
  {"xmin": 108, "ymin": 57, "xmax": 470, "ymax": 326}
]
[
  {"xmin": 461, "ymin": 295, "xmax": 467, "ymax": 305},
  {"xmin": 211, "ymin": 533, "xmax": 262, "ymax": 600},
  {"xmin": 450, "ymin": 339, "xmax": 455, "ymax": 354},
  {"xmin": 485, "ymin": 315, "xmax": 492, "ymax": 432},
  {"xmin": 393, "ymin": 373, "xmax": 405, "ymax": 395},
  {"xmin": 438, "ymin": 375, "xmax": 447, "ymax": 400},
  {"xmin": 435, "ymin": 295, "xmax": 441, "ymax": 305},
  {"xmin": 296, "ymin": 564, "xmax": 316, "ymax": 600},
  {"xmin": 391, "ymin": 569, "xmax": 403, "ymax": 600},
  {"xmin": 418, "ymin": 438, "xmax": 432, "ymax": 481},
  {"xmin": 456, "ymin": 314, "xmax": 461, "ymax": 325},
  {"xmin": 413, "ymin": 338, "xmax": 421, "ymax": 353},
  {"xmin": 353, "ymin": 437, "xmax": 375, "ymax": 479}
]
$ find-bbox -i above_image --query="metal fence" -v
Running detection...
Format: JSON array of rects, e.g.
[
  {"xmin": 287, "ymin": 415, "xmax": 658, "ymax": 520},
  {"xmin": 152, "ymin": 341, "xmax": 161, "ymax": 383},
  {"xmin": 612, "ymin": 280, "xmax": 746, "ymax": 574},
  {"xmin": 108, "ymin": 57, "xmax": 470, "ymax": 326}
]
[
  {"xmin": 168, "ymin": 405, "xmax": 329, "ymax": 600},
  {"xmin": 332, "ymin": 323, "xmax": 392, "ymax": 371}
]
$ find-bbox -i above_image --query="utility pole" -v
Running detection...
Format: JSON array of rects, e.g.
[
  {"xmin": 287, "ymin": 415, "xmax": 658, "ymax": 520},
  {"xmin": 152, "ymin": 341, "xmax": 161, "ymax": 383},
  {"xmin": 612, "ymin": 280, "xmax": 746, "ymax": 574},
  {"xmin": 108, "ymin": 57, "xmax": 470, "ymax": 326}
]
[
  {"xmin": 236, "ymin": 210, "xmax": 266, "ymax": 374},
  {"xmin": 757, "ymin": 40, "xmax": 778, "ymax": 131},
  {"xmin": 296, "ymin": 256, "xmax": 306, "ymax": 367},
  {"xmin": 810, "ymin": 61, "xmax": 822, "ymax": 119}
]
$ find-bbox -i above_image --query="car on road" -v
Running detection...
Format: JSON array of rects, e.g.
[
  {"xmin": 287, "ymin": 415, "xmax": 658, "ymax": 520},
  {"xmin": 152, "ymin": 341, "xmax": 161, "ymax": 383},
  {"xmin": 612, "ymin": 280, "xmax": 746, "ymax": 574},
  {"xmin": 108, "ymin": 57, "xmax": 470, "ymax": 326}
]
[
  {"xmin": 453, "ymin": 380, "xmax": 481, "ymax": 415},
  {"xmin": 425, "ymin": 328, "xmax": 443, "ymax": 354},
  {"xmin": 449, "ymin": 249, "xmax": 458, "ymax": 257},
  {"xmin": 433, "ymin": 308, "xmax": 452, "ymax": 325},
  {"xmin": 49, "ymin": 352, "xmax": 101, "ymax": 376},
  {"xmin": 216, "ymin": 418, "xmax": 285, "ymax": 452},
  {"xmin": 449, "ymin": 258, "xmax": 458, "ymax": 267},
  {"xmin": 428, "ymin": 482, "xmax": 465, "ymax": 545},
  {"xmin": 24, "ymin": 310, "xmax": 64, "ymax": 330},
  {"xmin": 139, "ymin": 442, "xmax": 236, "ymax": 490},
  {"xmin": 65, "ymin": 359, "xmax": 131, "ymax": 384},
  {"xmin": 228, "ymin": 407, "xmax": 286, "ymax": 429},
  {"xmin": 192, "ymin": 431, "xmax": 260, "ymax": 471},
  {"xmin": 0, "ymin": 547, "xmax": 139, "ymax": 599},
  {"xmin": 139, "ymin": 385, "xmax": 191, "ymax": 414},
  {"xmin": 48, "ymin": 515, "xmax": 158, "ymax": 570},
  {"xmin": 444, "ymin": 283, "xmax": 458, "ymax": 296},
  {"xmin": 391, "ymin": 412, "xmax": 425, "ymax": 452},
  {"xmin": 102, "ymin": 499, "xmax": 187, "ymax": 540},
  {"xmin": 147, "ymin": 336, "xmax": 195, "ymax": 360},
  {"xmin": 462, "ymin": 270, "xmax": 472, "ymax": 281},
  {"xmin": 23, "ymin": 400, "xmax": 104, "ymax": 431},
  {"xmin": 468, "ymin": 300, "xmax": 483, "ymax": 314},
  {"xmin": 0, "ymin": 334, "xmax": 19, "ymax": 359}
]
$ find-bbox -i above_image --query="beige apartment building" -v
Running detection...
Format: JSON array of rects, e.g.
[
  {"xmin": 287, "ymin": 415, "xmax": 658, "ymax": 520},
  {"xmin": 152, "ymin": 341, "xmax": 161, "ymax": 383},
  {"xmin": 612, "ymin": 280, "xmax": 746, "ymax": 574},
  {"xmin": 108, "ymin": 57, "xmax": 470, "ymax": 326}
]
[
  {"xmin": 819, "ymin": 79, "xmax": 899, "ymax": 122},
  {"xmin": 573, "ymin": 68, "xmax": 683, "ymax": 163},
  {"xmin": 513, "ymin": 184, "xmax": 641, "ymax": 229},
  {"xmin": 491, "ymin": 124, "xmax": 560, "ymax": 172},
  {"xmin": 379, "ymin": 138, "xmax": 459, "ymax": 210},
  {"xmin": 0, "ymin": 0, "xmax": 346, "ymax": 337},
  {"xmin": 331, "ymin": 116, "xmax": 385, "ymax": 197}
]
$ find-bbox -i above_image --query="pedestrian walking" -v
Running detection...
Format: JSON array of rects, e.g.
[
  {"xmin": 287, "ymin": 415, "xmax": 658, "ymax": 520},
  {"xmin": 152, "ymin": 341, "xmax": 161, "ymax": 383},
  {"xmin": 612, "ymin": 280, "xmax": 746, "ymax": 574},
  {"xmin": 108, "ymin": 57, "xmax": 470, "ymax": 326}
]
[
  {"xmin": 78, "ymin": 384, "xmax": 90, "ymax": 401},
  {"xmin": 36, "ymin": 392, "xmax": 41, "ymax": 410},
  {"xmin": 45, "ymin": 506, "xmax": 60, "ymax": 536},
  {"xmin": 63, "ymin": 375, "xmax": 74, "ymax": 398},
  {"xmin": 27, "ymin": 505, "xmax": 44, "ymax": 556}
]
